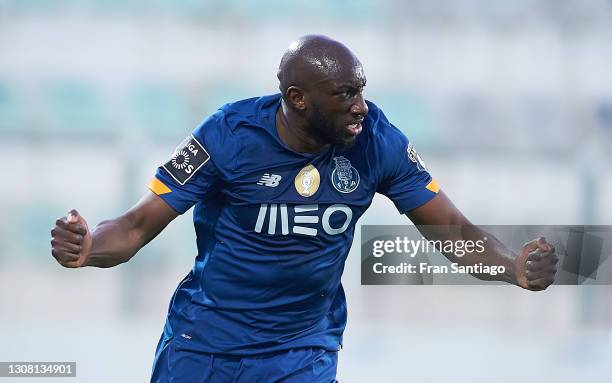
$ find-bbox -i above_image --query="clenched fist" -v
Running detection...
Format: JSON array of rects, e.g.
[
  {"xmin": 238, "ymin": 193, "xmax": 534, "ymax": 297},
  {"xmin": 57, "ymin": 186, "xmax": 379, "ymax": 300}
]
[
  {"xmin": 515, "ymin": 237, "xmax": 558, "ymax": 291},
  {"xmin": 51, "ymin": 209, "xmax": 92, "ymax": 268}
]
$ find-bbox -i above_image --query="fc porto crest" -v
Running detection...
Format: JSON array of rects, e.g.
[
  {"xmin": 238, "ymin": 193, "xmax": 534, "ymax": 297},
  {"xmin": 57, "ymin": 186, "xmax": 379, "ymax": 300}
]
[
  {"xmin": 295, "ymin": 164, "xmax": 320, "ymax": 197},
  {"xmin": 331, "ymin": 156, "xmax": 360, "ymax": 193}
]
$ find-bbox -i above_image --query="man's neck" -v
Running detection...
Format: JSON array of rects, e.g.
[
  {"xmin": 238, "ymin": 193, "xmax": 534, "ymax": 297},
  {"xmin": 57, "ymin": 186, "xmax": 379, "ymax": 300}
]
[{"xmin": 276, "ymin": 100, "xmax": 329, "ymax": 154}]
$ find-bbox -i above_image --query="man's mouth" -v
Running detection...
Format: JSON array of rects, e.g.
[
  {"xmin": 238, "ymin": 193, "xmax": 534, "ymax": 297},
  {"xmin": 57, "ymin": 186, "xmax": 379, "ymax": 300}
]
[{"xmin": 346, "ymin": 121, "xmax": 363, "ymax": 136}]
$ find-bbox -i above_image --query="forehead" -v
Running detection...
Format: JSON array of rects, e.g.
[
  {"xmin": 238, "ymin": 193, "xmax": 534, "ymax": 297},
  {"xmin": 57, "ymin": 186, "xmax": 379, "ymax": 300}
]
[{"xmin": 315, "ymin": 62, "xmax": 366, "ymax": 90}]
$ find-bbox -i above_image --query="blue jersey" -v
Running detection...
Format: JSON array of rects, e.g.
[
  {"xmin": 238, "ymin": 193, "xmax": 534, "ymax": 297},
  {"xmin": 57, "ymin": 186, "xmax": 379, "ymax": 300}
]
[{"xmin": 148, "ymin": 94, "xmax": 439, "ymax": 355}]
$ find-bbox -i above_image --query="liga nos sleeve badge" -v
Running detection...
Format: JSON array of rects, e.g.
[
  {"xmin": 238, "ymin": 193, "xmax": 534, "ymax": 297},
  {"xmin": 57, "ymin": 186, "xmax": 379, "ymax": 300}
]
[{"xmin": 163, "ymin": 135, "xmax": 210, "ymax": 185}]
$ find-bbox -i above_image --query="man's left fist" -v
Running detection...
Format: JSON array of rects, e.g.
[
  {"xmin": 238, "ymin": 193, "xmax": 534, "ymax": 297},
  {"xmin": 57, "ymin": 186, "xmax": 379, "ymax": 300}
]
[{"xmin": 515, "ymin": 237, "xmax": 558, "ymax": 291}]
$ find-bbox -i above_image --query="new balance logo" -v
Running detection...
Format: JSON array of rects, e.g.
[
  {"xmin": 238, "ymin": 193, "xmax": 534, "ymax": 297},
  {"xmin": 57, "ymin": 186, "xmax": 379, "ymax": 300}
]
[
  {"xmin": 257, "ymin": 173, "xmax": 282, "ymax": 187},
  {"xmin": 254, "ymin": 204, "xmax": 352, "ymax": 237}
]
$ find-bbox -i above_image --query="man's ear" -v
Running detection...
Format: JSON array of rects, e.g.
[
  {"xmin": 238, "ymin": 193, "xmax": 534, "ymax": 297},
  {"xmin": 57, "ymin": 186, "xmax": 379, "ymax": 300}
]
[{"xmin": 286, "ymin": 86, "xmax": 307, "ymax": 111}]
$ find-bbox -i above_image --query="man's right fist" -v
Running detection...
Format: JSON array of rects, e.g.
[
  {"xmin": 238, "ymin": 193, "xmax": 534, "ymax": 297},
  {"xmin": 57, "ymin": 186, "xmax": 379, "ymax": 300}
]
[{"xmin": 51, "ymin": 209, "xmax": 92, "ymax": 268}]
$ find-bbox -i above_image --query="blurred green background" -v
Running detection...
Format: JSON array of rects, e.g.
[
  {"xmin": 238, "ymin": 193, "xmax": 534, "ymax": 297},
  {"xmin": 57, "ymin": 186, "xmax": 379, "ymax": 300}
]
[{"xmin": 0, "ymin": 0, "xmax": 611, "ymax": 382}]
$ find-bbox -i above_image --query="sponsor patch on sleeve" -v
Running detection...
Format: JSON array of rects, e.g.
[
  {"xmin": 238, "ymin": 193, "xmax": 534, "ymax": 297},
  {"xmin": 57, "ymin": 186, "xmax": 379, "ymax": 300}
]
[
  {"xmin": 162, "ymin": 135, "xmax": 210, "ymax": 185},
  {"xmin": 407, "ymin": 143, "xmax": 427, "ymax": 172}
]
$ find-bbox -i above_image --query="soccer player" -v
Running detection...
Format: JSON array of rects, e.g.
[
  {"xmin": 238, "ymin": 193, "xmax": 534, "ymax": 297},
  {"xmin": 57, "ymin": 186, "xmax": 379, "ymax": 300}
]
[{"xmin": 50, "ymin": 35, "xmax": 558, "ymax": 382}]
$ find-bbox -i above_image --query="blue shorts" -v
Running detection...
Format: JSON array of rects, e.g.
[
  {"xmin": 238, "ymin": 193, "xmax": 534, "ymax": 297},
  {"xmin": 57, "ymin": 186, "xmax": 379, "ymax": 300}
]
[{"xmin": 150, "ymin": 337, "xmax": 339, "ymax": 382}]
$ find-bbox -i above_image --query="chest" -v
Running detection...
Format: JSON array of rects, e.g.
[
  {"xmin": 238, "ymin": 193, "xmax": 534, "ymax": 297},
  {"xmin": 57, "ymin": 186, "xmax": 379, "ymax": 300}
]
[{"xmin": 219, "ymin": 149, "xmax": 377, "ymax": 238}]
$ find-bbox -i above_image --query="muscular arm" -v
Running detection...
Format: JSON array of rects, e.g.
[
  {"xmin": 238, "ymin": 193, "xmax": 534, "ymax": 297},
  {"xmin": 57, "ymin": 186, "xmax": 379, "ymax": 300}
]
[
  {"xmin": 407, "ymin": 191, "xmax": 557, "ymax": 289},
  {"xmin": 51, "ymin": 192, "xmax": 179, "ymax": 268}
]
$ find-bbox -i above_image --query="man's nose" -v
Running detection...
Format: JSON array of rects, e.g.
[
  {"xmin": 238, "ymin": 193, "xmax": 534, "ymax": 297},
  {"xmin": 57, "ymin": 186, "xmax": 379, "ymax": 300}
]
[{"xmin": 351, "ymin": 94, "xmax": 368, "ymax": 117}]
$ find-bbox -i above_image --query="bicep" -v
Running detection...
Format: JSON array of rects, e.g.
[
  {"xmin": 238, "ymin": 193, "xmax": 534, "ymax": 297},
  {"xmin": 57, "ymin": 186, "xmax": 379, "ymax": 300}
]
[
  {"xmin": 405, "ymin": 190, "xmax": 471, "ymax": 226},
  {"xmin": 123, "ymin": 191, "xmax": 179, "ymax": 246}
]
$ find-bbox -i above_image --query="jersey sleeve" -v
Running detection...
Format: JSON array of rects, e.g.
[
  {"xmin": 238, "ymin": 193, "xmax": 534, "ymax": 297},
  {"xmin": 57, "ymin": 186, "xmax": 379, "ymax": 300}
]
[
  {"xmin": 148, "ymin": 110, "xmax": 235, "ymax": 214},
  {"xmin": 374, "ymin": 111, "xmax": 440, "ymax": 214}
]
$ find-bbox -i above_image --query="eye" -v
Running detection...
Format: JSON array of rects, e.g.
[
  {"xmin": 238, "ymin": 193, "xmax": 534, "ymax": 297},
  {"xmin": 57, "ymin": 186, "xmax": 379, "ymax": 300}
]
[
  {"xmin": 338, "ymin": 89, "xmax": 356, "ymax": 99},
  {"xmin": 335, "ymin": 85, "xmax": 365, "ymax": 100}
]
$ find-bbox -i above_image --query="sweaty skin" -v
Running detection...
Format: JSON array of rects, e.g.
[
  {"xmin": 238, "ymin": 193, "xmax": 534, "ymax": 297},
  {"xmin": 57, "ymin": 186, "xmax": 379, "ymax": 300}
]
[
  {"xmin": 51, "ymin": 35, "xmax": 557, "ymax": 292},
  {"xmin": 276, "ymin": 35, "xmax": 368, "ymax": 153}
]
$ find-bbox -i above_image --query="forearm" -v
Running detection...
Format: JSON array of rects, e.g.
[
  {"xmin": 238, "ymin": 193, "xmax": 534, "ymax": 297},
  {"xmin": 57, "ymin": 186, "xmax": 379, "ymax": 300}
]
[
  {"xmin": 419, "ymin": 225, "xmax": 518, "ymax": 284},
  {"xmin": 84, "ymin": 216, "xmax": 146, "ymax": 268},
  {"xmin": 452, "ymin": 225, "xmax": 517, "ymax": 284},
  {"xmin": 407, "ymin": 192, "xmax": 556, "ymax": 290},
  {"xmin": 51, "ymin": 193, "xmax": 177, "ymax": 269}
]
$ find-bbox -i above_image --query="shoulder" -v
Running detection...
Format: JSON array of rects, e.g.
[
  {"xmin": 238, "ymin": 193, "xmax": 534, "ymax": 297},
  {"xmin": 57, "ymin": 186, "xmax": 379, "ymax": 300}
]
[
  {"xmin": 194, "ymin": 93, "xmax": 280, "ymax": 135},
  {"xmin": 361, "ymin": 100, "xmax": 410, "ymax": 151},
  {"xmin": 219, "ymin": 94, "xmax": 281, "ymax": 130},
  {"xmin": 191, "ymin": 94, "xmax": 280, "ymax": 173},
  {"xmin": 195, "ymin": 94, "xmax": 279, "ymax": 144}
]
